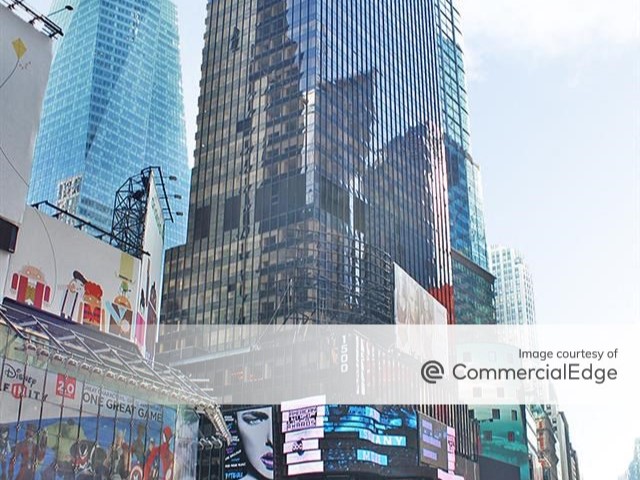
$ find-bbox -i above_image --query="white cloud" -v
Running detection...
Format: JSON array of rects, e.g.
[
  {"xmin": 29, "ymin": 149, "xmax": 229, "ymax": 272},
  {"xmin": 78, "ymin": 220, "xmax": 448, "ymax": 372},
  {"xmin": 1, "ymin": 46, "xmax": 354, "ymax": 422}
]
[{"xmin": 459, "ymin": 0, "xmax": 640, "ymax": 56}]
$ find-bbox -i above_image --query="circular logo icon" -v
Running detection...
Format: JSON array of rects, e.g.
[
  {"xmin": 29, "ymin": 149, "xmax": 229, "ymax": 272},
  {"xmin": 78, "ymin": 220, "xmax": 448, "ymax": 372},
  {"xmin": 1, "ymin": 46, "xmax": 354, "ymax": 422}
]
[{"xmin": 421, "ymin": 360, "xmax": 445, "ymax": 384}]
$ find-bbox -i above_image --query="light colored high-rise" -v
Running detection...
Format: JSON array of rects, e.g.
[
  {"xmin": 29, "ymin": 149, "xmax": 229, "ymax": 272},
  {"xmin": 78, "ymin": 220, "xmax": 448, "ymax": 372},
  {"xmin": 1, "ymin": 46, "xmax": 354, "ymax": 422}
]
[{"xmin": 489, "ymin": 244, "xmax": 536, "ymax": 325}]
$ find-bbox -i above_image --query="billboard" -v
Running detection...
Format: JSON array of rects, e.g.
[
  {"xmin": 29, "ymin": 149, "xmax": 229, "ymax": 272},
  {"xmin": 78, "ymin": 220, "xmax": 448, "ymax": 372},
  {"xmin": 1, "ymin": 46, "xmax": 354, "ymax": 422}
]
[
  {"xmin": 322, "ymin": 404, "xmax": 423, "ymax": 477},
  {"xmin": 447, "ymin": 426, "xmax": 456, "ymax": 472},
  {"xmin": 281, "ymin": 396, "xmax": 326, "ymax": 476},
  {"xmin": 2, "ymin": 204, "xmax": 163, "ymax": 359},
  {"xmin": 394, "ymin": 264, "xmax": 447, "ymax": 326},
  {"xmin": 4, "ymin": 208, "xmax": 141, "ymax": 338},
  {"xmin": 418, "ymin": 413, "xmax": 449, "ymax": 470},
  {"xmin": 0, "ymin": 358, "xmax": 183, "ymax": 480},
  {"xmin": 479, "ymin": 455, "xmax": 520, "ymax": 480},
  {"xmin": 135, "ymin": 172, "xmax": 165, "ymax": 361},
  {"xmin": 0, "ymin": 7, "xmax": 52, "ymax": 226},
  {"xmin": 394, "ymin": 263, "xmax": 447, "ymax": 357},
  {"xmin": 224, "ymin": 406, "xmax": 275, "ymax": 480}
]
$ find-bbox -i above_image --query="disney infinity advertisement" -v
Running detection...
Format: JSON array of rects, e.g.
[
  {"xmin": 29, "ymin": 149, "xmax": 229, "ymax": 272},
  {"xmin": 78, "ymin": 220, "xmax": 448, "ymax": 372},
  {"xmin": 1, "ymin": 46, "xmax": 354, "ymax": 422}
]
[{"xmin": 0, "ymin": 358, "xmax": 198, "ymax": 480}]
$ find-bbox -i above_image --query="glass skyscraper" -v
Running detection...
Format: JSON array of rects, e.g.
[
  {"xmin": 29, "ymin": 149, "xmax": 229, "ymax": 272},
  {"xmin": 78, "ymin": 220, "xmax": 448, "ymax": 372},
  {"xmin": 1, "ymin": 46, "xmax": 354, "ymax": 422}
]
[
  {"xmin": 435, "ymin": 0, "xmax": 496, "ymax": 324},
  {"xmin": 161, "ymin": 0, "xmax": 455, "ymax": 327},
  {"xmin": 28, "ymin": 0, "xmax": 190, "ymax": 248}
]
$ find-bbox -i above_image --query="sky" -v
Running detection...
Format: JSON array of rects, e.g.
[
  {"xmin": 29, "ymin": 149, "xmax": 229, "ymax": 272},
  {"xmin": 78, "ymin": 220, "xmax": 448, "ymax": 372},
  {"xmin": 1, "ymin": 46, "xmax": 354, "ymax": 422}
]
[
  {"xmin": 27, "ymin": 0, "xmax": 640, "ymax": 477},
  {"xmin": 463, "ymin": 0, "xmax": 640, "ymax": 478}
]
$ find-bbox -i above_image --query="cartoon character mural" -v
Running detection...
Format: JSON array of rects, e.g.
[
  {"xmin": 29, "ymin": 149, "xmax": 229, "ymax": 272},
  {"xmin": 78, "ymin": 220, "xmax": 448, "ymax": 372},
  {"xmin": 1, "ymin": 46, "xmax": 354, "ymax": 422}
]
[
  {"xmin": 8, "ymin": 423, "xmax": 47, "ymax": 479},
  {"xmin": 80, "ymin": 281, "xmax": 104, "ymax": 330},
  {"xmin": 71, "ymin": 439, "xmax": 108, "ymax": 479},
  {"xmin": 60, "ymin": 271, "xmax": 87, "ymax": 320},
  {"xmin": 144, "ymin": 427, "xmax": 174, "ymax": 480},
  {"xmin": 9, "ymin": 265, "xmax": 52, "ymax": 310},
  {"xmin": 105, "ymin": 429, "xmax": 131, "ymax": 479},
  {"xmin": 106, "ymin": 281, "xmax": 134, "ymax": 340}
]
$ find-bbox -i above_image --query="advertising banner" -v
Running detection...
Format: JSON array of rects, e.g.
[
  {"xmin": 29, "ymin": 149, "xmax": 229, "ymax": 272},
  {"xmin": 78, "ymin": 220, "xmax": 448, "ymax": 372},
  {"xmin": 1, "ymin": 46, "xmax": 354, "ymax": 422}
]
[
  {"xmin": 418, "ymin": 413, "xmax": 448, "ymax": 470},
  {"xmin": 134, "ymin": 171, "xmax": 165, "ymax": 361},
  {"xmin": 224, "ymin": 406, "xmax": 275, "ymax": 480},
  {"xmin": 4, "ymin": 208, "xmax": 141, "ymax": 340},
  {"xmin": 394, "ymin": 263, "xmax": 448, "ymax": 360},
  {"xmin": 282, "ymin": 396, "xmax": 326, "ymax": 476},
  {"xmin": 322, "ymin": 404, "xmax": 423, "ymax": 477},
  {"xmin": 0, "ymin": 7, "xmax": 52, "ymax": 225},
  {"xmin": 0, "ymin": 359, "xmax": 178, "ymax": 480},
  {"xmin": 394, "ymin": 263, "xmax": 447, "ymax": 326},
  {"xmin": 447, "ymin": 426, "xmax": 456, "ymax": 471}
]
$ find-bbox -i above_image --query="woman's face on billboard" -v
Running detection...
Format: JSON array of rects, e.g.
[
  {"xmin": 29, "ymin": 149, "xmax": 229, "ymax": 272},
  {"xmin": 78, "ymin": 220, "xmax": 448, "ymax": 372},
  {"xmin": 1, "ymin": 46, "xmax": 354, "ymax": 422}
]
[{"xmin": 237, "ymin": 407, "xmax": 274, "ymax": 479}]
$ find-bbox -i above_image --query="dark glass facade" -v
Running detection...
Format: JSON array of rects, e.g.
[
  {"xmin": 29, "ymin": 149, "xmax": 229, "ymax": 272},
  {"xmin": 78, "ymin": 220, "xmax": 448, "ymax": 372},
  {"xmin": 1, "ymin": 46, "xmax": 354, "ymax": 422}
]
[
  {"xmin": 435, "ymin": 0, "xmax": 496, "ymax": 324},
  {"xmin": 161, "ymin": 0, "xmax": 453, "ymax": 328},
  {"xmin": 160, "ymin": 1, "xmax": 480, "ymax": 477}
]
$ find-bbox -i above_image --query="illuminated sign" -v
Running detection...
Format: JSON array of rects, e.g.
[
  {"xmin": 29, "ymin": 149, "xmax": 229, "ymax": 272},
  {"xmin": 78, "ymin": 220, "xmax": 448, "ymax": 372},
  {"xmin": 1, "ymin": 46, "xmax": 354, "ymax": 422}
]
[
  {"xmin": 357, "ymin": 449, "xmax": 389, "ymax": 466},
  {"xmin": 447, "ymin": 426, "xmax": 456, "ymax": 471},
  {"xmin": 282, "ymin": 396, "xmax": 326, "ymax": 477},
  {"xmin": 418, "ymin": 413, "xmax": 448, "ymax": 470},
  {"xmin": 224, "ymin": 406, "xmax": 275, "ymax": 480},
  {"xmin": 358, "ymin": 430, "xmax": 407, "ymax": 447}
]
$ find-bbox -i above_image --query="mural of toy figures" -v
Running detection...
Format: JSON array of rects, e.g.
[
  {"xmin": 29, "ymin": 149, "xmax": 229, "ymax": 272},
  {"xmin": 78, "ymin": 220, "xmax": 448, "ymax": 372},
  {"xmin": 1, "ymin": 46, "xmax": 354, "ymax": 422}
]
[
  {"xmin": 80, "ymin": 281, "xmax": 104, "ymax": 330},
  {"xmin": 9, "ymin": 265, "xmax": 51, "ymax": 310},
  {"xmin": 8, "ymin": 423, "xmax": 47, "ymax": 479},
  {"xmin": 70, "ymin": 439, "xmax": 108, "ymax": 479},
  {"xmin": 106, "ymin": 281, "xmax": 134, "ymax": 340},
  {"xmin": 60, "ymin": 271, "xmax": 87, "ymax": 320}
]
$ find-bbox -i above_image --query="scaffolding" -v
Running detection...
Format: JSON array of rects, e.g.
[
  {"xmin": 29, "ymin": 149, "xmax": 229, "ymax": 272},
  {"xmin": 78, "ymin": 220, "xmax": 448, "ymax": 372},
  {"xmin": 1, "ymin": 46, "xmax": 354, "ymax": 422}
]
[{"xmin": 111, "ymin": 166, "xmax": 175, "ymax": 258}]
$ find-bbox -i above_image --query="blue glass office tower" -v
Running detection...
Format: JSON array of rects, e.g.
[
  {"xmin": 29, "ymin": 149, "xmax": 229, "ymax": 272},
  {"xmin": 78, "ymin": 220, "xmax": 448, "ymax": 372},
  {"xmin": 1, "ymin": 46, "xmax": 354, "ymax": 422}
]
[
  {"xmin": 435, "ymin": 0, "xmax": 496, "ymax": 324},
  {"xmin": 28, "ymin": 0, "xmax": 190, "ymax": 248}
]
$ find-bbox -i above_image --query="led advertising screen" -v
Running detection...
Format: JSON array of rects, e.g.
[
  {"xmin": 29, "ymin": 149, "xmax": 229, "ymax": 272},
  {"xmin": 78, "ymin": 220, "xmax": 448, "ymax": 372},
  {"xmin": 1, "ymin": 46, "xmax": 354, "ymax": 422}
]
[
  {"xmin": 224, "ymin": 406, "xmax": 275, "ymax": 480},
  {"xmin": 281, "ymin": 396, "xmax": 326, "ymax": 476},
  {"xmin": 418, "ymin": 413, "xmax": 449, "ymax": 470},
  {"xmin": 321, "ymin": 404, "xmax": 425, "ymax": 477}
]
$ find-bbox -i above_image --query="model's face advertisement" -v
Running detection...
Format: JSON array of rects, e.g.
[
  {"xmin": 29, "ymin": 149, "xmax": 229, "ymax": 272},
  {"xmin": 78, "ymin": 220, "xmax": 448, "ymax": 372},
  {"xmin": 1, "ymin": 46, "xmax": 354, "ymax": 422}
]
[{"xmin": 225, "ymin": 407, "xmax": 274, "ymax": 480}]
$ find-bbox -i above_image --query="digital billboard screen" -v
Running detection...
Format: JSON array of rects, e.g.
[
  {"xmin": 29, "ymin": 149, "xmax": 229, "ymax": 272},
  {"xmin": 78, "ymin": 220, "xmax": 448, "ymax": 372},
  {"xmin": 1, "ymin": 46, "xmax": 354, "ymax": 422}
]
[
  {"xmin": 224, "ymin": 406, "xmax": 275, "ymax": 480},
  {"xmin": 281, "ymin": 396, "xmax": 326, "ymax": 476},
  {"xmin": 418, "ymin": 413, "xmax": 449, "ymax": 470},
  {"xmin": 321, "ymin": 404, "xmax": 425, "ymax": 477}
]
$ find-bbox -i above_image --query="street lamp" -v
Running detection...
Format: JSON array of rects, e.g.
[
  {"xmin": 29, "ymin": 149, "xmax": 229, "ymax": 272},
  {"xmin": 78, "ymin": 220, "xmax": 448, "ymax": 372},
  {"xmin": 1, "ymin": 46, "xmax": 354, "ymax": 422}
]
[{"xmin": 48, "ymin": 5, "xmax": 74, "ymax": 17}]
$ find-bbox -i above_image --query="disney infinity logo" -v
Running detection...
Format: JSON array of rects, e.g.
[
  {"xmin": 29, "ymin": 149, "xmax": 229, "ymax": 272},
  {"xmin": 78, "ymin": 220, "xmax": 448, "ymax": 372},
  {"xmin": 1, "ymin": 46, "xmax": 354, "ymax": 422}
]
[{"xmin": 2, "ymin": 364, "xmax": 47, "ymax": 401}]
